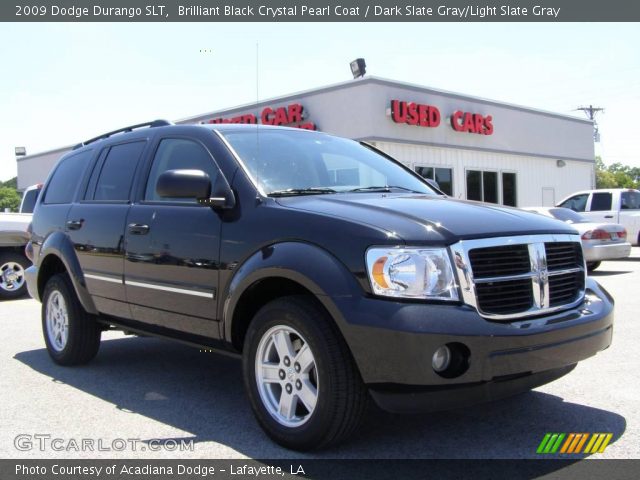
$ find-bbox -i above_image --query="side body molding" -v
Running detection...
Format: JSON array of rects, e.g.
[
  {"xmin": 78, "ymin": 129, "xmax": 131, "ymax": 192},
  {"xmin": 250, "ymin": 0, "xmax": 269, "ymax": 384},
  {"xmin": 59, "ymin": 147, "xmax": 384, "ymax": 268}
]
[
  {"xmin": 37, "ymin": 231, "xmax": 99, "ymax": 315},
  {"xmin": 222, "ymin": 242, "xmax": 362, "ymax": 343}
]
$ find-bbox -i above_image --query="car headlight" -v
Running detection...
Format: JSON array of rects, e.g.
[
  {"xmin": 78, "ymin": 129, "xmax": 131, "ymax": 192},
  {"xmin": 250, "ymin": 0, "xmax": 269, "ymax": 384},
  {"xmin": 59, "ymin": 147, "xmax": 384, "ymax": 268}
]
[{"xmin": 365, "ymin": 247, "xmax": 459, "ymax": 300}]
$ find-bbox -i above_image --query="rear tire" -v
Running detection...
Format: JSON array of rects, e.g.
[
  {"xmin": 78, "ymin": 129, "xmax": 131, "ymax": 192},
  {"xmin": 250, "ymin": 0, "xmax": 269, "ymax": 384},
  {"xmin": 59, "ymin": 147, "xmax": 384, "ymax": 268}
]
[
  {"xmin": 587, "ymin": 261, "xmax": 601, "ymax": 272},
  {"xmin": 42, "ymin": 273, "xmax": 101, "ymax": 365},
  {"xmin": 243, "ymin": 296, "xmax": 367, "ymax": 451},
  {"xmin": 0, "ymin": 251, "xmax": 30, "ymax": 300}
]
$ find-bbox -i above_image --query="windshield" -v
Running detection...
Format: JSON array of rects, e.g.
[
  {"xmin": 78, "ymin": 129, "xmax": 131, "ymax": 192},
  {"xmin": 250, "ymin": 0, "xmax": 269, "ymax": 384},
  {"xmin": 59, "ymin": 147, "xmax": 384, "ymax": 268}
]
[
  {"xmin": 548, "ymin": 208, "xmax": 589, "ymax": 223},
  {"xmin": 220, "ymin": 129, "xmax": 436, "ymax": 196}
]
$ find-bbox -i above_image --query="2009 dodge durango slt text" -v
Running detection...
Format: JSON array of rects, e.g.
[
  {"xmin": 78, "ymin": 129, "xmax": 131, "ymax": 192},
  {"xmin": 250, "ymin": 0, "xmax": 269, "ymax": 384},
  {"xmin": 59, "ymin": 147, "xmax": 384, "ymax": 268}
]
[{"xmin": 25, "ymin": 121, "xmax": 614, "ymax": 450}]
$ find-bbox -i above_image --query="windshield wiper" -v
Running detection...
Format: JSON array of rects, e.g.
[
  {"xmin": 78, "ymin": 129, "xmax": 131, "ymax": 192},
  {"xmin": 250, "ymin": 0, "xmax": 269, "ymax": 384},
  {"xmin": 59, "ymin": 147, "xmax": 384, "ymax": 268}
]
[
  {"xmin": 268, "ymin": 187, "xmax": 337, "ymax": 197},
  {"xmin": 348, "ymin": 185, "xmax": 422, "ymax": 193}
]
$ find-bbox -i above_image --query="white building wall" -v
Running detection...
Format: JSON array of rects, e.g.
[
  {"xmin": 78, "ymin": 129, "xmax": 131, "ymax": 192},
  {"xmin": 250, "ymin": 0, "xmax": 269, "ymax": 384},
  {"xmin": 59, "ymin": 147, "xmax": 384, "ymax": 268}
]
[
  {"xmin": 17, "ymin": 148, "xmax": 69, "ymax": 190},
  {"xmin": 374, "ymin": 141, "xmax": 594, "ymax": 207}
]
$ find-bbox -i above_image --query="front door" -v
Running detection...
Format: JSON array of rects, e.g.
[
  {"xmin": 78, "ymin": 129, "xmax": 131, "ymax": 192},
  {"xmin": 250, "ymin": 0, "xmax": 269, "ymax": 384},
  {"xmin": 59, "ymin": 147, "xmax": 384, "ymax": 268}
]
[{"xmin": 124, "ymin": 137, "xmax": 223, "ymax": 339}]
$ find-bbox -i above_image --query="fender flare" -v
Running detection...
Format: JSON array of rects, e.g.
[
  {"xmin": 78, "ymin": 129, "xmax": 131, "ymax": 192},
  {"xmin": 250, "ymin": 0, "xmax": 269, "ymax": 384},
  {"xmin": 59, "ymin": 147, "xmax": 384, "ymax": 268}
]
[
  {"xmin": 37, "ymin": 231, "xmax": 98, "ymax": 315},
  {"xmin": 221, "ymin": 242, "xmax": 362, "ymax": 343}
]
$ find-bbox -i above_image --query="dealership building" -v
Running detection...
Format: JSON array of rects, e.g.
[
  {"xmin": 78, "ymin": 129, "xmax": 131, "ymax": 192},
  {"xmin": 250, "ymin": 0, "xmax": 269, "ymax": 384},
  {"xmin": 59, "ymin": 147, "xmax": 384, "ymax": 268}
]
[{"xmin": 17, "ymin": 76, "xmax": 596, "ymax": 207}]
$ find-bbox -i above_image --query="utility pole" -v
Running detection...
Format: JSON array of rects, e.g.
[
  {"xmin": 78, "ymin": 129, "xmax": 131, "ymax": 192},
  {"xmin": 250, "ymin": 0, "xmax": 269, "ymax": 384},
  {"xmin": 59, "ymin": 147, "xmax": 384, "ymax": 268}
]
[{"xmin": 576, "ymin": 105, "xmax": 604, "ymax": 142}]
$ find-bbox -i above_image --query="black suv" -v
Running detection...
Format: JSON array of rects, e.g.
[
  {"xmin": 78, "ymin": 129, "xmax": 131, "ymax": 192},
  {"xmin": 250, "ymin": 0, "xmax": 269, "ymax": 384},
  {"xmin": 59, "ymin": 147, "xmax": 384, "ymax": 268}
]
[{"xmin": 26, "ymin": 121, "xmax": 614, "ymax": 450}]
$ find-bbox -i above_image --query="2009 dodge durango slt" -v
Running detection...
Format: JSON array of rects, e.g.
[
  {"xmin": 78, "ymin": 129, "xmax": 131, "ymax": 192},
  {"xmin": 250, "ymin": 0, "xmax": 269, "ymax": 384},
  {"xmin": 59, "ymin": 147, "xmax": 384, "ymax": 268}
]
[{"xmin": 26, "ymin": 121, "xmax": 614, "ymax": 450}]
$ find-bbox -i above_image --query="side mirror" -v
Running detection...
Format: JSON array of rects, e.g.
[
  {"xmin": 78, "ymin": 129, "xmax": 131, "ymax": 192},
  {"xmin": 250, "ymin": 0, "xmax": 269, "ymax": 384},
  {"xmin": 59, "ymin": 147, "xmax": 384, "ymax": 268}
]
[
  {"xmin": 157, "ymin": 169, "xmax": 211, "ymax": 198},
  {"xmin": 156, "ymin": 169, "xmax": 236, "ymax": 210}
]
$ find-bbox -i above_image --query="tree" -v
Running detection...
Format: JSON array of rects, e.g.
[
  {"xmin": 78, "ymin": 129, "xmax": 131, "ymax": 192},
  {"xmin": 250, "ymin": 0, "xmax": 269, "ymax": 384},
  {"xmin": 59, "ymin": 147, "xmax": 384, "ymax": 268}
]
[
  {"xmin": 0, "ymin": 177, "xmax": 18, "ymax": 189},
  {"xmin": 0, "ymin": 186, "xmax": 20, "ymax": 212},
  {"xmin": 595, "ymin": 157, "xmax": 639, "ymax": 189}
]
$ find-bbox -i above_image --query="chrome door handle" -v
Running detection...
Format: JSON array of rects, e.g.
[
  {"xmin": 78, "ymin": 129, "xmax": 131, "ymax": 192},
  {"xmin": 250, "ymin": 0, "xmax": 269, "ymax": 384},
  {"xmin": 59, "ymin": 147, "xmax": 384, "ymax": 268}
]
[
  {"xmin": 66, "ymin": 219, "xmax": 83, "ymax": 230},
  {"xmin": 128, "ymin": 223, "xmax": 150, "ymax": 235}
]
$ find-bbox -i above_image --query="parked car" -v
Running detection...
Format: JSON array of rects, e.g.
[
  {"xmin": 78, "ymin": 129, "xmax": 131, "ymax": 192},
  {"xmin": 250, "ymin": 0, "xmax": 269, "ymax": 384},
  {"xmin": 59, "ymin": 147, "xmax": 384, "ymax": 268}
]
[
  {"xmin": 26, "ymin": 121, "xmax": 614, "ymax": 450},
  {"xmin": 522, "ymin": 207, "xmax": 631, "ymax": 271},
  {"xmin": 557, "ymin": 188, "xmax": 640, "ymax": 246},
  {"xmin": 0, "ymin": 184, "xmax": 42, "ymax": 299}
]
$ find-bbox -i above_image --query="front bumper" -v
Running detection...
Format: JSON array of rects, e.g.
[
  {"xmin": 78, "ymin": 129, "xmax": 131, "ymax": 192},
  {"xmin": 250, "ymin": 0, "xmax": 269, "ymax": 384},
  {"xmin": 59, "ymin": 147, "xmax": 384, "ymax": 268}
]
[
  {"xmin": 331, "ymin": 277, "xmax": 614, "ymax": 413},
  {"xmin": 584, "ymin": 242, "xmax": 631, "ymax": 262}
]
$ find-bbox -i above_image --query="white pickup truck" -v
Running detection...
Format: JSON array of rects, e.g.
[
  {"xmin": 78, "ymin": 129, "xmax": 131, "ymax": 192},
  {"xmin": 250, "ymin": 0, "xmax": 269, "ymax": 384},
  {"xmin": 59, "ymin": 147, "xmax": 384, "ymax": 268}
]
[
  {"xmin": 557, "ymin": 188, "xmax": 640, "ymax": 246},
  {"xmin": 0, "ymin": 184, "xmax": 41, "ymax": 299}
]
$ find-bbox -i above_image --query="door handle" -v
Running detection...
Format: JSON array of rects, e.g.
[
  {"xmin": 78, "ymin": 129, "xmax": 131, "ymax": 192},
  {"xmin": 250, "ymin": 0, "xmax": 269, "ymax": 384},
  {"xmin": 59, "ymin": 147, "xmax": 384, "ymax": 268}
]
[
  {"xmin": 66, "ymin": 219, "xmax": 84, "ymax": 230},
  {"xmin": 128, "ymin": 223, "xmax": 150, "ymax": 235},
  {"xmin": 604, "ymin": 215, "xmax": 614, "ymax": 219}
]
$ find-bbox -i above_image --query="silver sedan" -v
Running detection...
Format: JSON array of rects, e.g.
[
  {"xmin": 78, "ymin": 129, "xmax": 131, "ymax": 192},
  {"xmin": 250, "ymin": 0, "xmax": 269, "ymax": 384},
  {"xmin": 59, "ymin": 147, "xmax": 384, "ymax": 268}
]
[{"xmin": 523, "ymin": 207, "xmax": 631, "ymax": 271}]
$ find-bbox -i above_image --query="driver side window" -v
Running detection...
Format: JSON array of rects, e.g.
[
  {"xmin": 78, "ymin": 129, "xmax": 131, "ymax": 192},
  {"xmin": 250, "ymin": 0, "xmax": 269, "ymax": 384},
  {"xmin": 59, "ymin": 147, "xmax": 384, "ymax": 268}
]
[
  {"xmin": 145, "ymin": 138, "xmax": 218, "ymax": 202},
  {"xmin": 559, "ymin": 194, "xmax": 589, "ymax": 212}
]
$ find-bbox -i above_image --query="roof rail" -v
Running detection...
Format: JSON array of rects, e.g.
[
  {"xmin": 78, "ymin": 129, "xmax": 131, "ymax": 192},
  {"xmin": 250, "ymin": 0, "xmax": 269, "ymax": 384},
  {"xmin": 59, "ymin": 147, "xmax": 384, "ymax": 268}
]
[{"xmin": 73, "ymin": 119, "xmax": 172, "ymax": 150}]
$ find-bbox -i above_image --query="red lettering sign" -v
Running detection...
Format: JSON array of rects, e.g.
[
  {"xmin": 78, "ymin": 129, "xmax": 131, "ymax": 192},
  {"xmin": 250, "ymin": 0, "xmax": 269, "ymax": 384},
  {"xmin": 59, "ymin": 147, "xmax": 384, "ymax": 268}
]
[
  {"xmin": 203, "ymin": 103, "xmax": 316, "ymax": 130},
  {"xmin": 391, "ymin": 100, "xmax": 441, "ymax": 128},
  {"xmin": 450, "ymin": 111, "xmax": 493, "ymax": 135}
]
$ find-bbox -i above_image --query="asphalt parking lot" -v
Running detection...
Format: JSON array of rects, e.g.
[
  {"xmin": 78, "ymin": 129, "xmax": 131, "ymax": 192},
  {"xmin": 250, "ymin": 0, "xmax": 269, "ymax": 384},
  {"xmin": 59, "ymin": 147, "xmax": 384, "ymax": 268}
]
[{"xmin": 1, "ymin": 249, "xmax": 639, "ymax": 460}]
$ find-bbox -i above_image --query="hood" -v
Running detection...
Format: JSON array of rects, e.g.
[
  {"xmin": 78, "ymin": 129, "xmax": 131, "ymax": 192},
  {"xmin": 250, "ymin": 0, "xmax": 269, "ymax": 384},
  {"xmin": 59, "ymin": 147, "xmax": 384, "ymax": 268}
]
[{"xmin": 276, "ymin": 193, "xmax": 577, "ymax": 244}]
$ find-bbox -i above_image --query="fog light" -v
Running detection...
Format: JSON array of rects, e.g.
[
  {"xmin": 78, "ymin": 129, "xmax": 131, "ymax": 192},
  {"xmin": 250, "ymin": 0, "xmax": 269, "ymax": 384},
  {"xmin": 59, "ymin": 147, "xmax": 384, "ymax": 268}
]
[{"xmin": 432, "ymin": 345, "xmax": 451, "ymax": 373}]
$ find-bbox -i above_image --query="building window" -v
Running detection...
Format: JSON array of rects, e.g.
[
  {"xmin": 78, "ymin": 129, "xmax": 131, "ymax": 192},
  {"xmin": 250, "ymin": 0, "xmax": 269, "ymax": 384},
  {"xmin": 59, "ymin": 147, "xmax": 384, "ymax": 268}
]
[
  {"xmin": 415, "ymin": 166, "xmax": 453, "ymax": 196},
  {"xmin": 466, "ymin": 169, "xmax": 517, "ymax": 206},
  {"xmin": 502, "ymin": 172, "xmax": 517, "ymax": 207}
]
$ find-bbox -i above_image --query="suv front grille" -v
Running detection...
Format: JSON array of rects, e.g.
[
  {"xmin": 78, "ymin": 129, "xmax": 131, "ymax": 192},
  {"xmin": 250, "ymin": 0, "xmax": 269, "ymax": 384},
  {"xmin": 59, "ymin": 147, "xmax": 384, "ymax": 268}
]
[{"xmin": 451, "ymin": 235, "xmax": 586, "ymax": 321}]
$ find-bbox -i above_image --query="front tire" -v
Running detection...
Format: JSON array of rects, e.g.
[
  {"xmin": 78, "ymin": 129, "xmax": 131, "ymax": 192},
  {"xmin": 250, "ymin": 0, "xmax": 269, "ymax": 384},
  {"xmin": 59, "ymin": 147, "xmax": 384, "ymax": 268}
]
[
  {"xmin": 42, "ymin": 273, "xmax": 101, "ymax": 365},
  {"xmin": 243, "ymin": 296, "xmax": 367, "ymax": 451},
  {"xmin": 587, "ymin": 261, "xmax": 601, "ymax": 272},
  {"xmin": 0, "ymin": 251, "xmax": 30, "ymax": 300}
]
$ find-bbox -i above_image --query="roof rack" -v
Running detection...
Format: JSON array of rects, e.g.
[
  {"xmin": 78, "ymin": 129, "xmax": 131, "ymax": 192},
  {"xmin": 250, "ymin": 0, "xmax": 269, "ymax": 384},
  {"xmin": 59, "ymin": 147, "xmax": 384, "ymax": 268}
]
[{"xmin": 73, "ymin": 119, "xmax": 172, "ymax": 150}]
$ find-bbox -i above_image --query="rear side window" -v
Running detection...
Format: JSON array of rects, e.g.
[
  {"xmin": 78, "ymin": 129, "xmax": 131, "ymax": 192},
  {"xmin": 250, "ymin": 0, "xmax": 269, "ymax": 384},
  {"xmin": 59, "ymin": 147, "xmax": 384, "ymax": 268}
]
[
  {"xmin": 558, "ymin": 193, "xmax": 588, "ymax": 212},
  {"xmin": 43, "ymin": 151, "xmax": 92, "ymax": 204},
  {"xmin": 88, "ymin": 141, "xmax": 146, "ymax": 201},
  {"xmin": 621, "ymin": 191, "xmax": 640, "ymax": 209},
  {"xmin": 590, "ymin": 192, "xmax": 612, "ymax": 211}
]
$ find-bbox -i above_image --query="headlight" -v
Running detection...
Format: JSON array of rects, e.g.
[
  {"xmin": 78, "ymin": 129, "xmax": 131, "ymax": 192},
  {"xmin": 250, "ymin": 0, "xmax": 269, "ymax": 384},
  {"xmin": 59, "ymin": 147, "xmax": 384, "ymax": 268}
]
[{"xmin": 365, "ymin": 247, "xmax": 458, "ymax": 300}]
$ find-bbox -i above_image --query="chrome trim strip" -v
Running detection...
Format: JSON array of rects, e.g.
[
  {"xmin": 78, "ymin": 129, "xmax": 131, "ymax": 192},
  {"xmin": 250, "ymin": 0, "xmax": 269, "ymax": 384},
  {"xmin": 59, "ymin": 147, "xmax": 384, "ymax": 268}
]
[
  {"xmin": 84, "ymin": 273, "xmax": 123, "ymax": 285},
  {"xmin": 474, "ymin": 272, "xmax": 537, "ymax": 284},
  {"xmin": 125, "ymin": 280, "xmax": 214, "ymax": 299},
  {"xmin": 449, "ymin": 233, "xmax": 585, "ymax": 321}
]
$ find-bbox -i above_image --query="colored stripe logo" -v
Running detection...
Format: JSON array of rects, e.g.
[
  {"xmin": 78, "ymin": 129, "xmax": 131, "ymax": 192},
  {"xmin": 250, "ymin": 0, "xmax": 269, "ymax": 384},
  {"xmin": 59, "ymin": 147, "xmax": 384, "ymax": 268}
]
[{"xmin": 537, "ymin": 433, "xmax": 613, "ymax": 454}]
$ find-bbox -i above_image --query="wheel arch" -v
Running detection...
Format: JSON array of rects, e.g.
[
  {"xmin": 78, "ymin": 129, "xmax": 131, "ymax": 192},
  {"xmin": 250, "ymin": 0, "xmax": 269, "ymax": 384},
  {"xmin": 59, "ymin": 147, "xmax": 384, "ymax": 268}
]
[
  {"xmin": 222, "ymin": 242, "xmax": 361, "ymax": 352},
  {"xmin": 36, "ymin": 232, "xmax": 98, "ymax": 315}
]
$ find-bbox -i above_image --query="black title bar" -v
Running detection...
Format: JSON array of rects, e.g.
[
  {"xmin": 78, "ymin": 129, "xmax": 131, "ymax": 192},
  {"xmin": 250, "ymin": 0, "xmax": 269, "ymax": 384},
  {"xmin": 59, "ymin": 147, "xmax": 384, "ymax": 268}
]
[{"xmin": 3, "ymin": 0, "xmax": 640, "ymax": 21}]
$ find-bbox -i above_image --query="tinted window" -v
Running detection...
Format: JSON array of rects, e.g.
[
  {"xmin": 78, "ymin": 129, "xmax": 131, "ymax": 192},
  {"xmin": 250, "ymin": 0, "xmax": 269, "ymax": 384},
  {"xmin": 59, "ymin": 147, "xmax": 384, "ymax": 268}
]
[
  {"xmin": 590, "ymin": 192, "xmax": 612, "ymax": 211},
  {"xmin": 502, "ymin": 172, "xmax": 517, "ymax": 207},
  {"xmin": 548, "ymin": 208, "xmax": 588, "ymax": 223},
  {"xmin": 559, "ymin": 194, "xmax": 588, "ymax": 212},
  {"xmin": 92, "ymin": 142, "xmax": 145, "ymax": 201},
  {"xmin": 466, "ymin": 170, "xmax": 482, "ymax": 201},
  {"xmin": 621, "ymin": 191, "xmax": 640, "ymax": 209},
  {"xmin": 483, "ymin": 171, "xmax": 498, "ymax": 204},
  {"xmin": 20, "ymin": 188, "xmax": 40, "ymax": 213},
  {"xmin": 43, "ymin": 151, "xmax": 92, "ymax": 204},
  {"xmin": 145, "ymin": 138, "xmax": 219, "ymax": 202}
]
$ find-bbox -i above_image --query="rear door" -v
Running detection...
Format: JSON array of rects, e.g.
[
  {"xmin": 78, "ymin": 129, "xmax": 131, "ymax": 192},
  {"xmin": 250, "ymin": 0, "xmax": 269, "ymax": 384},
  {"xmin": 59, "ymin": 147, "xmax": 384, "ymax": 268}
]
[
  {"xmin": 123, "ymin": 136, "xmax": 224, "ymax": 339},
  {"xmin": 66, "ymin": 140, "xmax": 147, "ymax": 318},
  {"xmin": 585, "ymin": 191, "xmax": 616, "ymax": 224}
]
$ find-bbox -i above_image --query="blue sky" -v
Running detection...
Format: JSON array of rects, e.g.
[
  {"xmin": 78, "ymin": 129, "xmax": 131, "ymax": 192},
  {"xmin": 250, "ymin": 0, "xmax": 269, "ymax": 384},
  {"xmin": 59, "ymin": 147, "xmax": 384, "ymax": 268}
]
[{"xmin": 1, "ymin": 22, "xmax": 638, "ymax": 182}]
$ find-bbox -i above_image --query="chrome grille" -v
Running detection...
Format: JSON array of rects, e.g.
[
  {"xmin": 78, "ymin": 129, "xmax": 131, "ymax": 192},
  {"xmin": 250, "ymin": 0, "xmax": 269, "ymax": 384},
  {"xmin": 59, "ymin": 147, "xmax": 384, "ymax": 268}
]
[
  {"xmin": 450, "ymin": 234, "xmax": 586, "ymax": 321},
  {"xmin": 468, "ymin": 244, "xmax": 530, "ymax": 278}
]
